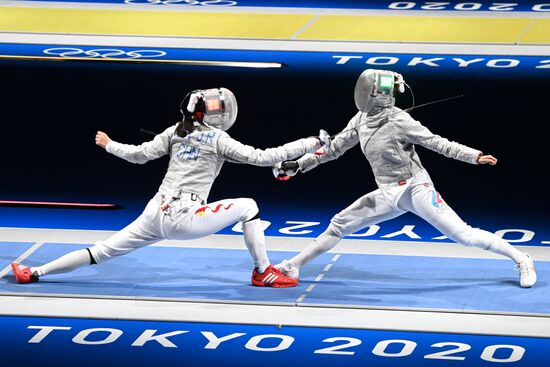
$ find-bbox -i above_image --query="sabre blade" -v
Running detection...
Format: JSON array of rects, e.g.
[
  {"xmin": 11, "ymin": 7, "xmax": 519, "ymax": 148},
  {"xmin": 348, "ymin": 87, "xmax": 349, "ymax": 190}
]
[
  {"xmin": 140, "ymin": 128, "xmax": 158, "ymax": 136},
  {"xmin": 330, "ymin": 95, "xmax": 463, "ymax": 139}
]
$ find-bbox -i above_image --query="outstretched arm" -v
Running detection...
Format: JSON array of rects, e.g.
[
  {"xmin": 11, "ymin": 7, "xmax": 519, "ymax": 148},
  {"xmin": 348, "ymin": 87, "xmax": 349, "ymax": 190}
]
[
  {"xmin": 398, "ymin": 114, "xmax": 484, "ymax": 165},
  {"xmin": 96, "ymin": 125, "xmax": 174, "ymax": 164},
  {"xmin": 296, "ymin": 113, "xmax": 361, "ymax": 173},
  {"xmin": 218, "ymin": 132, "xmax": 326, "ymax": 167}
]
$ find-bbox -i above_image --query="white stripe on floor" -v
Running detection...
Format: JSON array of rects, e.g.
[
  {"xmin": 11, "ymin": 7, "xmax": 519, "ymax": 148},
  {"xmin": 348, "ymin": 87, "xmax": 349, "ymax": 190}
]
[
  {"xmin": 295, "ymin": 254, "xmax": 341, "ymax": 304},
  {"xmin": 1, "ymin": 227, "xmax": 550, "ymax": 260},
  {"xmin": 0, "ymin": 242, "xmax": 44, "ymax": 279}
]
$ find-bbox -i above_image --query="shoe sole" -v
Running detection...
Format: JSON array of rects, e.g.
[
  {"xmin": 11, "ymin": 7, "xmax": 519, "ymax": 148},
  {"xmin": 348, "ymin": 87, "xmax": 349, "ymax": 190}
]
[
  {"xmin": 251, "ymin": 280, "xmax": 298, "ymax": 288},
  {"xmin": 521, "ymin": 275, "xmax": 537, "ymax": 288}
]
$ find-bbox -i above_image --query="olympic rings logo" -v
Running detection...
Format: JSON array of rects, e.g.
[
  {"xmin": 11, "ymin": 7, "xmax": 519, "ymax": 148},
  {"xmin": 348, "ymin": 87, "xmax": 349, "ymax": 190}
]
[
  {"xmin": 43, "ymin": 48, "xmax": 167, "ymax": 59},
  {"xmin": 123, "ymin": 0, "xmax": 237, "ymax": 5}
]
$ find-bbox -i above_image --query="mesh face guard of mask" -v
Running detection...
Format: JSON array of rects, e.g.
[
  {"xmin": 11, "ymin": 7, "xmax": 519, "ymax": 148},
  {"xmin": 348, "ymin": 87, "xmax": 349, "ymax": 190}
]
[
  {"xmin": 354, "ymin": 69, "xmax": 405, "ymax": 113},
  {"xmin": 183, "ymin": 87, "xmax": 238, "ymax": 131}
]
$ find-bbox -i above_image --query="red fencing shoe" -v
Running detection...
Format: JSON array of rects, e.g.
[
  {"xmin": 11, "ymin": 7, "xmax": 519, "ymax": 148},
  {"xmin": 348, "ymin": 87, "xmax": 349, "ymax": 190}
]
[
  {"xmin": 11, "ymin": 263, "xmax": 39, "ymax": 284},
  {"xmin": 252, "ymin": 265, "xmax": 298, "ymax": 288}
]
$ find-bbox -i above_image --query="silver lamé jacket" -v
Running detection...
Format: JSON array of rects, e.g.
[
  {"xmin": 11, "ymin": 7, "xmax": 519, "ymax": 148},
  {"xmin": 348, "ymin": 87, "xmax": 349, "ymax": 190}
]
[
  {"xmin": 106, "ymin": 123, "xmax": 322, "ymax": 201},
  {"xmin": 298, "ymin": 108, "xmax": 482, "ymax": 185}
]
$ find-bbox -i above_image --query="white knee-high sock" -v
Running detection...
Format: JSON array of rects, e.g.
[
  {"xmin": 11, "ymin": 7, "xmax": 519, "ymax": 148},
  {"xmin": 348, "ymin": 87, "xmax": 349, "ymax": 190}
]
[
  {"xmin": 289, "ymin": 229, "xmax": 341, "ymax": 268},
  {"xmin": 31, "ymin": 249, "xmax": 92, "ymax": 277},
  {"xmin": 242, "ymin": 219, "xmax": 270, "ymax": 273},
  {"xmin": 486, "ymin": 233, "xmax": 526, "ymax": 263},
  {"xmin": 469, "ymin": 228, "xmax": 526, "ymax": 263}
]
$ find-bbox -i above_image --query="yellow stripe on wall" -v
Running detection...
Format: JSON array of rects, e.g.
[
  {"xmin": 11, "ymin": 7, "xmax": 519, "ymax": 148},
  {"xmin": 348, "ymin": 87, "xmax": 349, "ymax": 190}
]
[
  {"xmin": 0, "ymin": 7, "xmax": 314, "ymax": 39},
  {"xmin": 298, "ymin": 16, "xmax": 532, "ymax": 44},
  {"xmin": 1, "ymin": 7, "xmax": 548, "ymax": 45}
]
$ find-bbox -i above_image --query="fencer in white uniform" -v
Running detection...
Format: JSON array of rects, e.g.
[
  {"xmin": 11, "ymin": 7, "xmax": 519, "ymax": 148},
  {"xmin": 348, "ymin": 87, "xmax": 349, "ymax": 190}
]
[
  {"xmin": 12, "ymin": 87, "xmax": 330, "ymax": 288},
  {"xmin": 274, "ymin": 69, "xmax": 537, "ymax": 288}
]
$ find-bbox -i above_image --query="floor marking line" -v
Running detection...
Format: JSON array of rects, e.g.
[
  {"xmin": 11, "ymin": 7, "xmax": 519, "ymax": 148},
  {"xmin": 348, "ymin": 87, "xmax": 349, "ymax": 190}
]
[
  {"xmin": 2, "ymin": 33, "xmax": 549, "ymax": 56},
  {"xmin": 2, "ymin": 228, "xmax": 549, "ymax": 261},
  {"xmin": 295, "ymin": 294, "xmax": 307, "ymax": 303},
  {"xmin": 515, "ymin": 19, "xmax": 536, "ymax": 44},
  {"xmin": 295, "ymin": 253, "xmax": 341, "ymax": 305},
  {"xmin": 0, "ymin": 242, "xmax": 44, "ymax": 279},
  {"xmin": 289, "ymin": 14, "xmax": 321, "ymax": 40}
]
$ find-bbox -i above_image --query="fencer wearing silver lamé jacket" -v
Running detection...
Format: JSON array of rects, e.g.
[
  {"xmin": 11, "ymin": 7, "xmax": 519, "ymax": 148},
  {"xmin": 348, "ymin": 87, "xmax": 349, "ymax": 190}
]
[
  {"xmin": 106, "ymin": 123, "xmax": 321, "ymax": 201},
  {"xmin": 298, "ymin": 107, "xmax": 481, "ymax": 184}
]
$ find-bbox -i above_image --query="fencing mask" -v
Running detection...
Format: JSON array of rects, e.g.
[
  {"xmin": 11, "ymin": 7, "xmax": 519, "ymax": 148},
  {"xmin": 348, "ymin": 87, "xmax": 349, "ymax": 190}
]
[
  {"xmin": 183, "ymin": 87, "xmax": 238, "ymax": 131},
  {"xmin": 354, "ymin": 69, "xmax": 405, "ymax": 114}
]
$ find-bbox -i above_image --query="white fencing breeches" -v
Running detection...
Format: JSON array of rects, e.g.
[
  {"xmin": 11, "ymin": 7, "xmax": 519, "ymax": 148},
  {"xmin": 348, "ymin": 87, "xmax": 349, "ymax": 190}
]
[
  {"xmin": 89, "ymin": 194, "xmax": 261, "ymax": 264},
  {"xmin": 290, "ymin": 171, "xmax": 524, "ymax": 268}
]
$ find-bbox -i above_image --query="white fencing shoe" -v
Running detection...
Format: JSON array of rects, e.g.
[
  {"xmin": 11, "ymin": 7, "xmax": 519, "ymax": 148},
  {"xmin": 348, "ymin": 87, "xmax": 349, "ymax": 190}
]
[
  {"xmin": 274, "ymin": 259, "xmax": 300, "ymax": 280},
  {"xmin": 516, "ymin": 253, "xmax": 537, "ymax": 288}
]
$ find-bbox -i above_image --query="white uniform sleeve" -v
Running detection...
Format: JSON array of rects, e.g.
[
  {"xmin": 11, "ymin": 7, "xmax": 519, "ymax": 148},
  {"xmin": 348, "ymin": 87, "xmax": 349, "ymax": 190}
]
[
  {"xmin": 105, "ymin": 125, "xmax": 175, "ymax": 164},
  {"xmin": 298, "ymin": 113, "xmax": 360, "ymax": 173},
  {"xmin": 218, "ymin": 133, "xmax": 322, "ymax": 167},
  {"xmin": 399, "ymin": 115, "xmax": 481, "ymax": 164}
]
